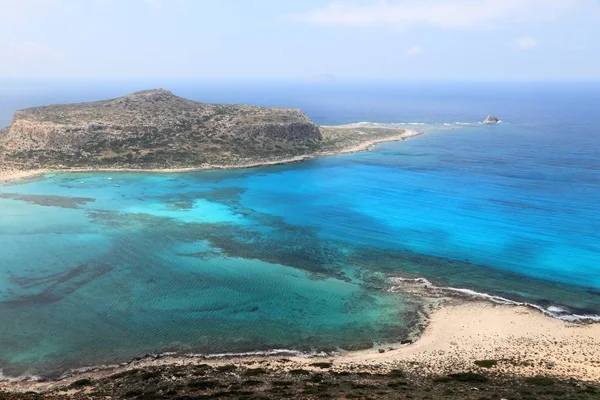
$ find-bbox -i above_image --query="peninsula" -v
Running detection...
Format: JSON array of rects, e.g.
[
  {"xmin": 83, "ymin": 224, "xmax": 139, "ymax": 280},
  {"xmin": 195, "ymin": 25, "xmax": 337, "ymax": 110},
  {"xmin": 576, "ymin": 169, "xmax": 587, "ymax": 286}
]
[
  {"xmin": 4, "ymin": 91, "xmax": 598, "ymax": 400},
  {"xmin": 0, "ymin": 89, "xmax": 419, "ymax": 181}
]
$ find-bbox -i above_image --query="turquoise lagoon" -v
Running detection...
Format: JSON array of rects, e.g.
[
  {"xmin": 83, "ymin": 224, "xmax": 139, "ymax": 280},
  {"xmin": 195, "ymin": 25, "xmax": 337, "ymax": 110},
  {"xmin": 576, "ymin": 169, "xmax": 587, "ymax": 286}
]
[{"xmin": 1, "ymin": 82, "xmax": 600, "ymax": 377}]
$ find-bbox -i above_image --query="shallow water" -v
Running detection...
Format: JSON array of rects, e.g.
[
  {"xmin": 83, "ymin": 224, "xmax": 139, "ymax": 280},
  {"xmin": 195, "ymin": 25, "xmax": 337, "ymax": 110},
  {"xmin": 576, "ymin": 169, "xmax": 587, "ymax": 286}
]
[{"xmin": 1, "ymin": 82, "xmax": 599, "ymax": 377}]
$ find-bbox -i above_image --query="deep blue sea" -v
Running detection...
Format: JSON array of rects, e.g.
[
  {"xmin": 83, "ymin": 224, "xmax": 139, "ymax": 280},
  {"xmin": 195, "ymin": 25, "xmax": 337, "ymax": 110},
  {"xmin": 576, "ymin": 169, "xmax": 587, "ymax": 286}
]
[{"xmin": 1, "ymin": 81, "xmax": 599, "ymax": 378}]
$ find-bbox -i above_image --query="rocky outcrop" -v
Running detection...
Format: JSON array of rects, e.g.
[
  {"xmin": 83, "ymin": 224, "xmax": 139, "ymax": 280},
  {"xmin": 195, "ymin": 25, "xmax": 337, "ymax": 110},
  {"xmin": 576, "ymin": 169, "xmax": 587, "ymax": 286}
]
[
  {"xmin": 482, "ymin": 115, "xmax": 500, "ymax": 124},
  {"xmin": 0, "ymin": 89, "xmax": 322, "ymax": 168}
]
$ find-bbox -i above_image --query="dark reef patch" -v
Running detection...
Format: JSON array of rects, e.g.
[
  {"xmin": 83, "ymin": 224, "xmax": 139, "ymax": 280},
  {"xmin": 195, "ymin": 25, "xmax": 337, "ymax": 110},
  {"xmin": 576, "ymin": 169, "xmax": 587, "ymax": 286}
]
[
  {"xmin": 0, "ymin": 193, "xmax": 95, "ymax": 209},
  {"xmin": 1, "ymin": 263, "xmax": 113, "ymax": 308}
]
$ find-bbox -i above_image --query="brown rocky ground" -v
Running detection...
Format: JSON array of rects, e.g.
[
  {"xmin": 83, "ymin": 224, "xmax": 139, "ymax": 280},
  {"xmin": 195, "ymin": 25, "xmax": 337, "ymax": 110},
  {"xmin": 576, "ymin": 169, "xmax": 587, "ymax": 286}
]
[
  {"xmin": 0, "ymin": 90, "xmax": 419, "ymax": 177},
  {"xmin": 2, "ymin": 302, "xmax": 599, "ymax": 399},
  {"xmin": 1, "ymin": 363, "xmax": 598, "ymax": 400}
]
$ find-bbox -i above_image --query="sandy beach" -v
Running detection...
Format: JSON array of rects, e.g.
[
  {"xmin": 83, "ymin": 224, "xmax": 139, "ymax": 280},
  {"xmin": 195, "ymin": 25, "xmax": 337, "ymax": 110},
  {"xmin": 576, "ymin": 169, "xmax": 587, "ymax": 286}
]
[
  {"xmin": 340, "ymin": 301, "xmax": 600, "ymax": 381},
  {"xmin": 2, "ymin": 125, "xmax": 599, "ymax": 393},
  {"xmin": 2, "ymin": 300, "xmax": 599, "ymax": 393},
  {"xmin": 0, "ymin": 128, "xmax": 421, "ymax": 183}
]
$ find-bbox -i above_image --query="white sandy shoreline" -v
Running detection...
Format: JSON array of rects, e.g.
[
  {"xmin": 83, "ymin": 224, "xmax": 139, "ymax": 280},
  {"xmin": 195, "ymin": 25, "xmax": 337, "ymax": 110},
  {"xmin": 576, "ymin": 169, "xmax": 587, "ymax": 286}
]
[
  {"xmin": 0, "ymin": 129, "xmax": 422, "ymax": 183},
  {"xmin": 3, "ymin": 125, "xmax": 600, "ymax": 390},
  {"xmin": 2, "ymin": 300, "xmax": 600, "ymax": 393}
]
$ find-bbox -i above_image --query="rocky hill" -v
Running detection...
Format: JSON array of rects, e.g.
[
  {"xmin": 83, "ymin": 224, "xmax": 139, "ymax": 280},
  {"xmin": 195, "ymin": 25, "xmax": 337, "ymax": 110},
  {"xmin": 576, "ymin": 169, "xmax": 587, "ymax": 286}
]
[
  {"xmin": 0, "ymin": 89, "xmax": 322, "ymax": 169},
  {"xmin": 0, "ymin": 90, "xmax": 419, "ymax": 176}
]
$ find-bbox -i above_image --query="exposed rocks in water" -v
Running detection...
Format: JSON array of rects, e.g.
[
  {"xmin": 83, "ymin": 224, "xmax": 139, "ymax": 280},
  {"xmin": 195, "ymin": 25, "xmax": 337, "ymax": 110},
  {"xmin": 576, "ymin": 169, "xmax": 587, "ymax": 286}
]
[{"xmin": 482, "ymin": 115, "xmax": 500, "ymax": 124}]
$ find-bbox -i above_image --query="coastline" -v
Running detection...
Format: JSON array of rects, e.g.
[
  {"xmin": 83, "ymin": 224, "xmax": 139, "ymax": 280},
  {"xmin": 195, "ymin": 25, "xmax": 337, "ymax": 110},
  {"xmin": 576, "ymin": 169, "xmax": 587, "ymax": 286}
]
[
  {"xmin": 0, "ymin": 128, "xmax": 422, "ymax": 183},
  {"xmin": 3, "ymin": 124, "xmax": 600, "ymax": 392},
  {"xmin": 2, "ymin": 300, "xmax": 600, "ymax": 393}
]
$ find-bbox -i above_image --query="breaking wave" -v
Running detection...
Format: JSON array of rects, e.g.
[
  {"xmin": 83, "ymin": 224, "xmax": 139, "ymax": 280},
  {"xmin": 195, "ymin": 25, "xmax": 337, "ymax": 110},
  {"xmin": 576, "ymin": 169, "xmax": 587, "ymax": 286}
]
[
  {"xmin": 333, "ymin": 121, "xmax": 489, "ymax": 128},
  {"xmin": 389, "ymin": 277, "xmax": 600, "ymax": 323}
]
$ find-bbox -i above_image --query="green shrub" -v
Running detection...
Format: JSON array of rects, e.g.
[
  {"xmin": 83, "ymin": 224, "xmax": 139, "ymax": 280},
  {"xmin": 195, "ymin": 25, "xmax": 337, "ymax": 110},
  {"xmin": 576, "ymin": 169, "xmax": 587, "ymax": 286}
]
[
  {"xmin": 474, "ymin": 360, "xmax": 498, "ymax": 368},
  {"xmin": 123, "ymin": 389, "xmax": 143, "ymax": 397},
  {"xmin": 272, "ymin": 381, "xmax": 294, "ymax": 387},
  {"xmin": 310, "ymin": 362, "xmax": 334, "ymax": 369},
  {"xmin": 243, "ymin": 380, "xmax": 263, "ymax": 386},
  {"xmin": 244, "ymin": 368, "xmax": 268, "ymax": 376},
  {"xmin": 447, "ymin": 372, "xmax": 488, "ymax": 383},
  {"xmin": 289, "ymin": 369, "xmax": 311, "ymax": 375},
  {"xmin": 141, "ymin": 371, "xmax": 161, "ymax": 380},
  {"xmin": 110, "ymin": 369, "xmax": 141, "ymax": 379},
  {"xmin": 307, "ymin": 373, "xmax": 324, "ymax": 383},
  {"xmin": 187, "ymin": 379, "xmax": 220, "ymax": 389},
  {"xmin": 524, "ymin": 376, "xmax": 555, "ymax": 386},
  {"xmin": 68, "ymin": 378, "xmax": 93, "ymax": 389},
  {"xmin": 215, "ymin": 364, "xmax": 237, "ymax": 372},
  {"xmin": 387, "ymin": 369, "xmax": 406, "ymax": 378}
]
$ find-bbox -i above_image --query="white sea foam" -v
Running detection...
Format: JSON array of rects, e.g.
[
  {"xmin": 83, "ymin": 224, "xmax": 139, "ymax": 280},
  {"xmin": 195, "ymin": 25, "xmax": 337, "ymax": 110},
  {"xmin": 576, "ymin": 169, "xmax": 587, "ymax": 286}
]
[
  {"xmin": 60, "ymin": 363, "xmax": 122, "ymax": 379},
  {"xmin": 8, "ymin": 349, "xmax": 333, "ymax": 382},
  {"xmin": 389, "ymin": 276, "xmax": 600, "ymax": 323},
  {"xmin": 340, "ymin": 121, "xmax": 482, "ymax": 128},
  {"xmin": 0, "ymin": 369, "xmax": 44, "ymax": 382},
  {"xmin": 198, "ymin": 349, "xmax": 329, "ymax": 359}
]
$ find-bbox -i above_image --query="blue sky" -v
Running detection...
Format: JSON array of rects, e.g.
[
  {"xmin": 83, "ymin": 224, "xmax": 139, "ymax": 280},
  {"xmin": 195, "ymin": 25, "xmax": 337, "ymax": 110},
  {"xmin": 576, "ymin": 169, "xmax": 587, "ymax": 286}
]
[{"xmin": 1, "ymin": 0, "xmax": 599, "ymax": 81}]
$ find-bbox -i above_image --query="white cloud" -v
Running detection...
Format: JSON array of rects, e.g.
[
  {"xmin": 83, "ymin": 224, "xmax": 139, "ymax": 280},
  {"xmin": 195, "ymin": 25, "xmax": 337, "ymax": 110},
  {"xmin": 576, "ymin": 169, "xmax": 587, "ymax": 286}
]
[
  {"xmin": 515, "ymin": 37, "xmax": 538, "ymax": 50},
  {"xmin": 407, "ymin": 46, "xmax": 423, "ymax": 56},
  {"xmin": 0, "ymin": 0, "xmax": 60, "ymax": 25},
  {"xmin": 143, "ymin": 0, "xmax": 164, "ymax": 10},
  {"xmin": 0, "ymin": 40, "xmax": 64, "ymax": 62},
  {"xmin": 142, "ymin": 0, "xmax": 187, "ymax": 11},
  {"xmin": 293, "ymin": 0, "xmax": 599, "ymax": 29},
  {"xmin": 0, "ymin": 39, "xmax": 66, "ymax": 77}
]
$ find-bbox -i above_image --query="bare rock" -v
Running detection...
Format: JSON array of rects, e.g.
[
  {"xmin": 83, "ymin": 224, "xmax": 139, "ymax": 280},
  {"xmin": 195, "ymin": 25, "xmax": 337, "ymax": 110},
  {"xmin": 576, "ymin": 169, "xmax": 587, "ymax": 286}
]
[
  {"xmin": 482, "ymin": 115, "xmax": 500, "ymax": 124},
  {"xmin": 0, "ymin": 89, "xmax": 322, "ymax": 169}
]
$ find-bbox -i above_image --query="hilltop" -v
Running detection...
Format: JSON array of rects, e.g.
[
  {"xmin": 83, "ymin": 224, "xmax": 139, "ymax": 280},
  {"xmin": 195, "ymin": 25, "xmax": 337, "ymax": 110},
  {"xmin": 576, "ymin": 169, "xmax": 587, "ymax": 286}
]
[{"xmin": 0, "ymin": 89, "xmax": 419, "ymax": 178}]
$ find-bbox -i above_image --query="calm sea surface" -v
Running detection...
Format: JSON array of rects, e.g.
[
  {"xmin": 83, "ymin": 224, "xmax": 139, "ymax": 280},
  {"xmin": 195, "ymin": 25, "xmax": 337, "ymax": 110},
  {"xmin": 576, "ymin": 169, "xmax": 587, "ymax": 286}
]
[{"xmin": 1, "ymin": 81, "xmax": 599, "ymax": 377}]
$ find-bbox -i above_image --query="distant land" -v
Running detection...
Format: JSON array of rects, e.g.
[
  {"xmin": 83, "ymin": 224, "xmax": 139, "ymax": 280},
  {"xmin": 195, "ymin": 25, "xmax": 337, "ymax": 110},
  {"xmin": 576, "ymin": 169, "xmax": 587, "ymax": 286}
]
[{"xmin": 0, "ymin": 89, "xmax": 419, "ymax": 181}]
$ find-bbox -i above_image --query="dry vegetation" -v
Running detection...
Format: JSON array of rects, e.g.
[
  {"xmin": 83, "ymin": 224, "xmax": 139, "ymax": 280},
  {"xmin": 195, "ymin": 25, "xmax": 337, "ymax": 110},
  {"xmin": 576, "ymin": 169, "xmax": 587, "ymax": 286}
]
[
  {"xmin": 0, "ymin": 90, "xmax": 417, "ymax": 176},
  {"xmin": 2, "ymin": 362, "xmax": 598, "ymax": 400}
]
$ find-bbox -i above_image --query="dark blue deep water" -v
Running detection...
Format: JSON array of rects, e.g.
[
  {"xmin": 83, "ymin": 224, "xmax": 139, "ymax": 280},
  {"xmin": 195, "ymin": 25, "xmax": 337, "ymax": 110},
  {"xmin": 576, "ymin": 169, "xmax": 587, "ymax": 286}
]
[{"xmin": 1, "ymin": 81, "xmax": 599, "ymax": 377}]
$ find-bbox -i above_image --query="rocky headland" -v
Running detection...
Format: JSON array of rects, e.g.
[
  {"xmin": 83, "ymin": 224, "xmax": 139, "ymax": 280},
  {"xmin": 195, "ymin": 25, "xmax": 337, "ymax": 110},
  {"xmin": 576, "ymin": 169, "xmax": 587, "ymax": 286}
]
[
  {"xmin": 2, "ymin": 93, "xmax": 600, "ymax": 399},
  {"xmin": 0, "ymin": 89, "xmax": 419, "ymax": 180}
]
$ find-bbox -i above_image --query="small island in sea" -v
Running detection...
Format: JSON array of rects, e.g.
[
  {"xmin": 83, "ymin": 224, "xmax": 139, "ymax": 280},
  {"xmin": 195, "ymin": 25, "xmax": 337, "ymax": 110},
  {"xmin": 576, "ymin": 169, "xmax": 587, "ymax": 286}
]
[
  {"xmin": 0, "ymin": 89, "xmax": 419, "ymax": 181},
  {"xmin": 1, "ymin": 90, "xmax": 600, "ymax": 400},
  {"xmin": 482, "ymin": 114, "xmax": 500, "ymax": 124}
]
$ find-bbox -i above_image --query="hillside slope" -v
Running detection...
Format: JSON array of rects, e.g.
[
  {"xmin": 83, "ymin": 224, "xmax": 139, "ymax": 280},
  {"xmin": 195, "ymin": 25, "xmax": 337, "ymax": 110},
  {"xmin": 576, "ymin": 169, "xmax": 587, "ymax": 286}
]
[{"xmin": 0, "ymin": 89, "xmax": 322, "ymax": 169}]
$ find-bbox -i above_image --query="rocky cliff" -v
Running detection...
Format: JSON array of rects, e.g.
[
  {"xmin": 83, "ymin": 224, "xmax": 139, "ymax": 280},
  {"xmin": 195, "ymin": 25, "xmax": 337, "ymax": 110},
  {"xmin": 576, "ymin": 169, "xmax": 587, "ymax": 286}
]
[{"xmin": 0, "ymin": 89, "xmax": 322, "ymax": 169}]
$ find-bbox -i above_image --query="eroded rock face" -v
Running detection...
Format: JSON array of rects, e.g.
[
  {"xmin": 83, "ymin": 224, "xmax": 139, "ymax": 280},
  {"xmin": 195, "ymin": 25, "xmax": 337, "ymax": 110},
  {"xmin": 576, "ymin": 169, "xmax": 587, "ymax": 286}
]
[
  {"xmin": 482, "ymin": 115, "xmax": 500, "ymax": 124},
  {"xmin": 0, "ymin": 89, "xmax": 322, "ymax": 168}
]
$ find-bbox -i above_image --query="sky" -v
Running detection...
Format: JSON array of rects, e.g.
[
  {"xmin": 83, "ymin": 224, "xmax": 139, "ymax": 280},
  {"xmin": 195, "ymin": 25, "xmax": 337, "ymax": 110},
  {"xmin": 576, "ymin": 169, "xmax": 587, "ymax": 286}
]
[{"xmin": 1, "ymin": 0, "xmax": 599, "ymax": 81}]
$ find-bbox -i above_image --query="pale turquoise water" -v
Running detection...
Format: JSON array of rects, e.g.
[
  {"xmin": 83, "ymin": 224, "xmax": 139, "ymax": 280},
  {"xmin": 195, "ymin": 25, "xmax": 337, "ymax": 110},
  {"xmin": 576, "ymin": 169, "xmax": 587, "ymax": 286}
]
[
  {"xmin": 1, "ymin": 82, "xmax": 600, "ymax": 377},
  {"xmin": 0, "ymin": 171, "xmax": 421, "ymax": 377}
]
